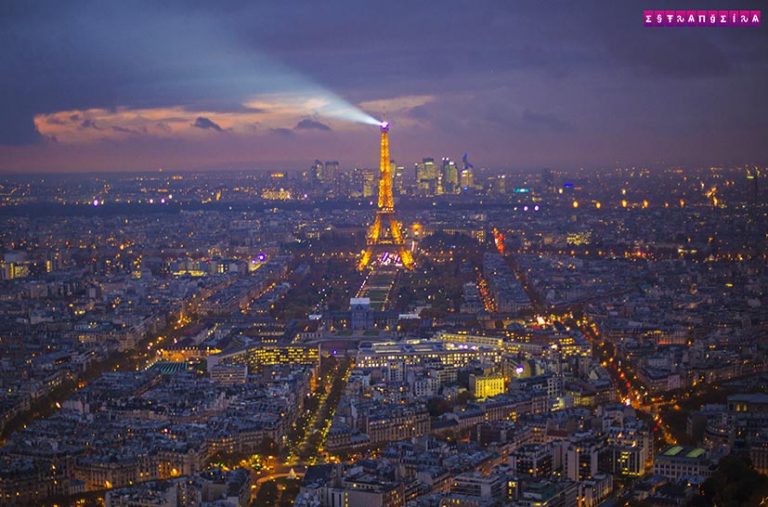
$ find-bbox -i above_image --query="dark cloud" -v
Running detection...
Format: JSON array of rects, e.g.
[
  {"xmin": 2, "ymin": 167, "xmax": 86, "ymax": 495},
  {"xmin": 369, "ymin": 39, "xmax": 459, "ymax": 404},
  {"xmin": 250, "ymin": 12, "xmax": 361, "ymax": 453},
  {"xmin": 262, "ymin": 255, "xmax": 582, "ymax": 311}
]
[
  {"xmin": 295, "ymin": 118, "xmax": 332, "ymax": 131},
  {"xmin": 80, "ymin": 119, "xmax": 100, "ymax": 130},
  {"xmin": 192, "ymin": 116, "xmax": 223, "ymax": 132}
]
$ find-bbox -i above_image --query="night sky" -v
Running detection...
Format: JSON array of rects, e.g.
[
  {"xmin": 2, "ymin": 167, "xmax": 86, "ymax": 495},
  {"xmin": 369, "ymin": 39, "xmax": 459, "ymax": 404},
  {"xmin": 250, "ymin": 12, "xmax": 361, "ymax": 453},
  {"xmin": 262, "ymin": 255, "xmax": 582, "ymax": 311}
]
[{"xmin": 1, "ymin": 1, "xmax": 767, "ymax": 173}]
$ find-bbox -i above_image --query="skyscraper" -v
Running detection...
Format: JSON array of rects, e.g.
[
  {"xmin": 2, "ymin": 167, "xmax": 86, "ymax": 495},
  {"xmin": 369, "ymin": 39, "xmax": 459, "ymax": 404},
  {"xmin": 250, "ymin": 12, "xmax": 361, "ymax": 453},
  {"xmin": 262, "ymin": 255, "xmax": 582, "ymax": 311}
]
[
  {"xmin": 442, "ymin": 157, "xmax": 459, "ymax": 194},
  {"xmin": 312, "ymin": 159, "xmax": 323, "ymax": 182},
  {"xmin": 461, "ymin": 153, "xmax": 475, "ymax": 192},
  {"xmin": 460, "ymin": 168, "xmax": 474, "ymax": 191},
  {"xmin": 393, "ymin": 162, "xmax": 406, "ymax": 195},
  {"xmin": 416, "ymin": 157, "xmax": 438, "ymax": 195},
  {"xmin": 323, "ymin": 161, "xmax": 340, "ymax": 183},
  {"xmin": 361, "ymin": 167, "xmax": 377, "ymax": 198}
]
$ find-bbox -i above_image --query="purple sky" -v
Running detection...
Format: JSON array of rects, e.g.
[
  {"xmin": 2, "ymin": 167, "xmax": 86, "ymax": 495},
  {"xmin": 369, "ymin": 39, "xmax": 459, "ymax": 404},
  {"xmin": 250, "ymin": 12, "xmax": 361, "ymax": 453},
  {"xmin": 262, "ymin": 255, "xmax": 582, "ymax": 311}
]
[{"xmin": 1, "ymin": 1, "xmax": 767, "ymax": 173}]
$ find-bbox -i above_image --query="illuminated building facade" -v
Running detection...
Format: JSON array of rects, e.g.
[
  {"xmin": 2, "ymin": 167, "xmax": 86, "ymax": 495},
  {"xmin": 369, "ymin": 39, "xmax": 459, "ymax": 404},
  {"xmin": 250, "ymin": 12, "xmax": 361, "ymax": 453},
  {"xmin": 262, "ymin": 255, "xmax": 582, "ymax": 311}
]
[
  {"xmin": 605, "ymin": 426, "xmax": 652, "ymax": 477},
  {"xmin": 209, "ymin": 363, "xmax": 248, "ymax": 385},
  {"xmin": 358, "ymin": 122, "xmax": 414, "ymax": 270},
  {"xmin": 393, "ymin": 162, "xmax": 406, "ymax": 194},
  {"xmin": 361, "ymin": 167, "xmax": 377, "ymax": 197},
  {"xmin": 441, "ymin": 157, "xmax": 459, "ymax": 194},
  {"xmin": 356, "ymin": 339, "xmax": 501, "ymax": 369},
  {"xmin": 208, "ymin": 344, "xmax": 320, "ymax": 371},
  {"xmin": 436, "ymin": 332, "xmax": 504, "ymax": 349},
  {"xmin": 416, "ymin": 157, "xmax": 438, "ymax": 194},
  {"xmin": 469, "ymin": 372, "xmax": 507, "ymax": 400},
  {"xmin": 460, "ymin": 168, "xmax": 474, "ymax": 190},
  {"xmin": 566, "ymin": 231, "xmax": 592, "ymax": 246}
]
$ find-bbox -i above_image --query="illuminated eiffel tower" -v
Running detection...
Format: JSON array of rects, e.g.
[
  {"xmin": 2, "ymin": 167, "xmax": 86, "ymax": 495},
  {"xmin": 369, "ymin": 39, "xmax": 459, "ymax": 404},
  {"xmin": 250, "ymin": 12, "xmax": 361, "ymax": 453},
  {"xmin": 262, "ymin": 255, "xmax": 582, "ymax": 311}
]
[{"xmin": 358, "ymin": 122, "xmax": 414, "ymax": 270}]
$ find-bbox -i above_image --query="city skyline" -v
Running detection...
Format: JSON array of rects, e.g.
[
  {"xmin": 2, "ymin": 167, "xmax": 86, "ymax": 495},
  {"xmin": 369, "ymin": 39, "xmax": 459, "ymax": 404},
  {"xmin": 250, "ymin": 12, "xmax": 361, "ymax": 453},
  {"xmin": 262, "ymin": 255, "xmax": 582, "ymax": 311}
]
[
  {"xmin": 2, "ymin": 1, "xmax": 768, "ymax": 173},
  {"xmin": 1, "ymin": 3, "xmax": 768, "ymax": 507}
]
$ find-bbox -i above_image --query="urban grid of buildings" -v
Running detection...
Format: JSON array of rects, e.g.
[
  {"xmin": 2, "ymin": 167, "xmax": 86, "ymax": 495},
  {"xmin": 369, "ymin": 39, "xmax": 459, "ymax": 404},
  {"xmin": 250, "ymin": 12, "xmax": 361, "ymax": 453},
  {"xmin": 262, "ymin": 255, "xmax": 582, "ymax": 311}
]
[{"xmin": 0, "ymin": 131, "xmax": 767, "ymax": 506}]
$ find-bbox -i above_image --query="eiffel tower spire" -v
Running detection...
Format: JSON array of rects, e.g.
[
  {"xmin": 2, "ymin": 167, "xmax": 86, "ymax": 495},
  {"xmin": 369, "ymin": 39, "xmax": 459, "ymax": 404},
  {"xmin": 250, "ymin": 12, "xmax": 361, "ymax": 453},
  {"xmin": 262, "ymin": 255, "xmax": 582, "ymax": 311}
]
[{"xmin": 358, "ymin": 122, "xmax": 414, "ymax": 270}]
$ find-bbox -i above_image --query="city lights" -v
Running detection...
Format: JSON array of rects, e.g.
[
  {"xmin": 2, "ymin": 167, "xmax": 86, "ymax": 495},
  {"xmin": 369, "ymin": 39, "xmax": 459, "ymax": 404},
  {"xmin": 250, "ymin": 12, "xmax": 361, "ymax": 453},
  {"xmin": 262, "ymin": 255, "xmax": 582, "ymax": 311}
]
[{"xmin": 1, "ymin": 3, "xmax": 766, "ymax": 506}]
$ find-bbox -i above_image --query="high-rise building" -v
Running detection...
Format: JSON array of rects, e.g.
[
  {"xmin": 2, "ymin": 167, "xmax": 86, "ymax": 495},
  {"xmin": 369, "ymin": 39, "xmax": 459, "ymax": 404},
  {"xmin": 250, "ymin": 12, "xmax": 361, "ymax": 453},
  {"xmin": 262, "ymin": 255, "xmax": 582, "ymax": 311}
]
[
  {"xmin": 312, "ymin": 159, "xmax": 324, "ymax": 181},
  {"xmin": 461, "ymin": 152, "xmax": 475, "ymax": 192},
  {"xmin": 323, "ymin": 160, "xmax": 340, "ymax": 182},
  {"xmin": 460, "ymin": 168, "xmax": 474, "ymax": 191},
  {"xmin": 416, "ymin": 157, "xmax": 437, "ymax": 195},
  {"xmin": 441, "ymin": 158, "xmax": 459, "ymax": 194},
  {"xmin": 361, "ymin": 168, "xmax": 377, "ymax": 198},
  {"xmin": 393, "ymin": 162, "xmax": 406, "ymax": 195}
]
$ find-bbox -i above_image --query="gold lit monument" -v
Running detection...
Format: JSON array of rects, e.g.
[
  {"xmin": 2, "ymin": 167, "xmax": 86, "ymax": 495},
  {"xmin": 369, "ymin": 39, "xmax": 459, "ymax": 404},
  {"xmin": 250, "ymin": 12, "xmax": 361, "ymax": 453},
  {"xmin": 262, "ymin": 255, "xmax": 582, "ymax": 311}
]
[{"xmin": 358, "ymin": 122, "xmax": 414, "ymax": 270}]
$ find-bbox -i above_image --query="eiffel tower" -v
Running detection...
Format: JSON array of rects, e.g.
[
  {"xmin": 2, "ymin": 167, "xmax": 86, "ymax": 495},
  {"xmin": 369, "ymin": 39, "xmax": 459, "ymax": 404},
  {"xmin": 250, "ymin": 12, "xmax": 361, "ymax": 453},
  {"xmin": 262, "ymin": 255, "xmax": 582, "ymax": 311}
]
[{"xmin": 358, "ymin": 122, "xmax": 414, "ymax": 270}]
